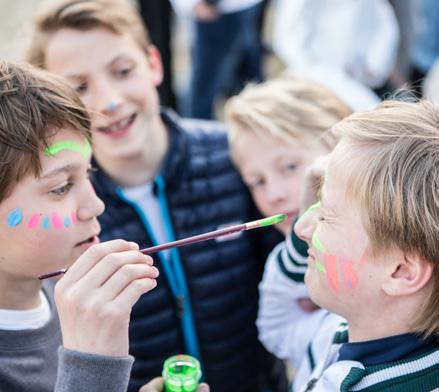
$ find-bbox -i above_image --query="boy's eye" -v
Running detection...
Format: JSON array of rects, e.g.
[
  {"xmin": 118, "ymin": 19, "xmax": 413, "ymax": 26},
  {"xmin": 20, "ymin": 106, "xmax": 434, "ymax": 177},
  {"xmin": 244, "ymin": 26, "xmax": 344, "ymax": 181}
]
[
  {"xmin": 51, "ymin": 182, "xmax": 73, "ymax": 196},
  {"xmin": 75, "ymin": 82, "xmax": 88, "ymax": 95},
  {"xmin": 282, "ymin": 163, "xmax": 297, "ymax": 173},
  {"xmin": 247, "ymin": 179, "xmax": 264, "ymax": 189},
  {"xmin": 116, "ymin": 67, "xmax": 132, "ymax": 78}
]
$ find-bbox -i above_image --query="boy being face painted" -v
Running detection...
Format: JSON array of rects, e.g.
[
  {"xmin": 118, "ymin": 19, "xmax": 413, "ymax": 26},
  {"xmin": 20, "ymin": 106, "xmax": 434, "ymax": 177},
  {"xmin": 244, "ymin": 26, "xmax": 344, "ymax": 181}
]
[
  {"xmin": 295, "ymin": 100, "xmax": 438, "ymax": 340},
  {"xmin": 0, "ymin": 130, "xmax": 104, "ymax": 280}
]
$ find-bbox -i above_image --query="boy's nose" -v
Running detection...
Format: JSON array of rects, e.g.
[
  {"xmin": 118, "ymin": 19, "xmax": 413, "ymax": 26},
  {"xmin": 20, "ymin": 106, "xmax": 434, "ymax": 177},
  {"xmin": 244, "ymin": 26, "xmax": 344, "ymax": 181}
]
[
  {"xmin": 265, "ymin": 183, "xmax": 287, "ymax": 205},
  {"xmin": 294, "ymin": 208, "xmax": 317, "ymax": 244},
  {"xmin": 91, "ymin": 80, "xmax": 122, "ymax": 115},
  {"xmin": 77, "ymin": 185, "xmax": 105, "ymax": 221}
]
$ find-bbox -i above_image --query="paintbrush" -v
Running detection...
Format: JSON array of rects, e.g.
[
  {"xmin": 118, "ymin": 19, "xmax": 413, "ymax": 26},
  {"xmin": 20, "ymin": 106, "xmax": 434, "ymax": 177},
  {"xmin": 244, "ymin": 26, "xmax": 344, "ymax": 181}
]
[{"xmin": 38, "ymin": 213, "xmax": 290, "ymax": 280}]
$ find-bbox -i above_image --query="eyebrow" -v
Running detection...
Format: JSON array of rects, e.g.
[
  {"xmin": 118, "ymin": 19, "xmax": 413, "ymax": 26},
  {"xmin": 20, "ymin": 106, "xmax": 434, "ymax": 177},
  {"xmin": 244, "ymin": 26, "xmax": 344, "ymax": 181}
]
[
  {"xmin": 40, "ymin": 164, "xmax": 82, "ymax": 179},
  {"xmin": 64, "ymin": 55, "xmax": 131, "ymax": 80}
]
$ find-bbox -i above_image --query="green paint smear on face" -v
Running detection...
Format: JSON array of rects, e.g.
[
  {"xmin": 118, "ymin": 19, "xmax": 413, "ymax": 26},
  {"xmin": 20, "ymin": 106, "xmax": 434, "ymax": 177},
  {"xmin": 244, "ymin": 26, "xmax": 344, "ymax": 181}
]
[
  {"xmin": 297, "ymin": 201, "xmax": 321, "ymax": 225},
  {"xmin": 311, "ymin": 231, "xmax": 326, "ymax": 273},
  {"xmin": 315, "ymin": 259, "xmax": 326, "ymax": 273},
  {"xmin": 44, "ymin": 139, "xmax": 91, "ymax": 158},
  {"xmin": 312, "ymin": 230, "xmax": 324, "ymax": 252}
]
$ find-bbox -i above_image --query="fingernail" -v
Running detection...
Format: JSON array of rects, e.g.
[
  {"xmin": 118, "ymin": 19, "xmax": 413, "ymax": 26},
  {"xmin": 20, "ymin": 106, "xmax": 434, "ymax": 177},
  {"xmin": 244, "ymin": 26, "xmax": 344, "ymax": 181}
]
[
  {"xmin": 152, "ymin": 267, "xmax": 159, "ymax": 277},
  {"xmin": 198, "ymin": 385, "xmax": 209, "ymax": 392},
  {"xmin": 144, "ymin": 256, "xmax": 154, "ymax": 265},
  {"xmin": 129, "ymin": 242, "xmax": 139, "ymax": 249}
]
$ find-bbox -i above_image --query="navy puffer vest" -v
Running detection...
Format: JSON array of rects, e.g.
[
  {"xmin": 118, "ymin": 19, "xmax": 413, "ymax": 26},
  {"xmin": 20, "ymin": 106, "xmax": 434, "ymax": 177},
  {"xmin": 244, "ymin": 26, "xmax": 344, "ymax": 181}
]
[{"xmin": 92, "ymin": 110, "xmax": 283, "ymax": 392}]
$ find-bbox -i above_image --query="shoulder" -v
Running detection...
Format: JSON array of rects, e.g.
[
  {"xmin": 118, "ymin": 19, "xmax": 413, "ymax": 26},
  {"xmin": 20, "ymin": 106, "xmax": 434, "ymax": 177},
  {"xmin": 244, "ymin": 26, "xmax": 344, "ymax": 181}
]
[{"xmin": 179, "ymin": 118, "xmax": 229, "ymax": 147}]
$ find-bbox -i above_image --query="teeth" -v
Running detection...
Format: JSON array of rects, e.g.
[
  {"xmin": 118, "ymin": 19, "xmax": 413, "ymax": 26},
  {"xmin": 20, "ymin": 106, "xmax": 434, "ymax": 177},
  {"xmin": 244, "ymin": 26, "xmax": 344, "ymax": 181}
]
[{"xmin": 101, "ymin": 116, "xmax": 132, "ymax": 133}]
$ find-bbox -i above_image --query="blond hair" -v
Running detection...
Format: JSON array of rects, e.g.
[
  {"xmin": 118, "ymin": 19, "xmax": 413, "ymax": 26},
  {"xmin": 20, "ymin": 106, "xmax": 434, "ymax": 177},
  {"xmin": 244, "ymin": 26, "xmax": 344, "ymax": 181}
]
[
  {"xmin": 332, "ymin": 99, "xmax": 439, "ymax": 337},
  {"xmin": 0, "ymin": 60, "xmax": 91, "ymax": 202},
  {"xmin": 224, "ymin": 78, "xmax": 352, "ymax": 156},
  {"xmin": 25, "ymin": 0, "xmax": 151, "ymax": 68}
]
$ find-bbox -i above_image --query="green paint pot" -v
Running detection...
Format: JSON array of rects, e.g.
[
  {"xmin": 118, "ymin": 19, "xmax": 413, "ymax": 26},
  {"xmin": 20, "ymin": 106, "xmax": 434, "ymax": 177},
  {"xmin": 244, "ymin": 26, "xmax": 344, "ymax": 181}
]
[{"xmin": 163, "ymin": 354, "xmax": 202, "ymax": 392}]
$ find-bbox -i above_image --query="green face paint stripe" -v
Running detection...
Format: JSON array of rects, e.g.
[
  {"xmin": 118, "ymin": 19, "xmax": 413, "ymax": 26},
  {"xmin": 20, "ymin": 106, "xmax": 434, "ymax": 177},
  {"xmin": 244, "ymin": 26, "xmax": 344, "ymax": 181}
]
[
  {"xmin": 44, "ymin": 139, "xmax": 91, "ymax": 158},
  {"xmin": 296, "ymin": 201, "xmax": 321, "ymax": 225},
  {"xmin": 315, "ymin": 259, "xmax": 327, "ymax": 273},
  {"xmin": 312, "ymin": 230, "xmax": 324, "ymax": 252},
  {"xmin": 307, "ymin": 201, "xmax": 321, "ymax": 212}
]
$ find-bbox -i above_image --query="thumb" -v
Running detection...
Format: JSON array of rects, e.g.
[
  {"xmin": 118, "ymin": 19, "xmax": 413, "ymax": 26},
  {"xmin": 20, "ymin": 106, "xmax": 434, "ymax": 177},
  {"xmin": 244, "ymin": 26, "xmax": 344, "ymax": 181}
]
[
  {"xmin": 198, "ymin": 383, "xmax": 210, "ymax": 392},
  {"xmin": 139, "ymin": 377, "xmax": 164, "ymax": 392}
]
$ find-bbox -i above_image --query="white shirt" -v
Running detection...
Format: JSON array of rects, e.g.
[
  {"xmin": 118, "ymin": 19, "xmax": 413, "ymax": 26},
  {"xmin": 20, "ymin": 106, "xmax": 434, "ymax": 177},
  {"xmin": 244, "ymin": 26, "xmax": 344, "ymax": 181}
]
[
  {"xmin": 272, "ymin": 0, "xmax": 399, "ymax": 93},
  {"xmin": 171, "ymin": 0, "xmax": 262, "ymax": 16},
  {"xmin": 123, "ymin": 182, "xmax": 170, "ymax": 258},
  {"xmin": 0, "ymin": 290, "xmax": 51, "ymax": 330}
]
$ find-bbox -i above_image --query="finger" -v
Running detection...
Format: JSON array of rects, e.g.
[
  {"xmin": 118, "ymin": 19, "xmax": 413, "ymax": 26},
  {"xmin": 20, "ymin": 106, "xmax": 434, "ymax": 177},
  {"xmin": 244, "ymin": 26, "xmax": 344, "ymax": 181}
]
[
  {"xmin": 198, "ymin": 383, "xmax": 210, "ymax": 392},
  {"xmin": 139, "ymin": 377, "xmax": 164, "ymax": 392},
  {"xmin": 297, "ymin": 298, "xmax": 320, "ymax": 312},
  {"xmin": 99, "ymin": 263, "xmax": 159, "ymax": 301},
  {"xmin": 75, "ymin": 250, "xmax": 154, "ymax": 291},
  {"xmin": 62, "ymin": 240, "xmax": 139, "ymax": 284},
  {"xmin": 112, "ymin": 277, "xmax": 158, "ymax": 310}
]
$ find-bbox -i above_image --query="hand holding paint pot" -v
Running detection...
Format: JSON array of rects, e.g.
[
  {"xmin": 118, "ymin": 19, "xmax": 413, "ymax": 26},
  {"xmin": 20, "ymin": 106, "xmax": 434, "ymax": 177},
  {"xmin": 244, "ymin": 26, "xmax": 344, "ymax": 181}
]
[{"xmin": 162, "ymin": 355, "xmax": 202, "ymax": 392}]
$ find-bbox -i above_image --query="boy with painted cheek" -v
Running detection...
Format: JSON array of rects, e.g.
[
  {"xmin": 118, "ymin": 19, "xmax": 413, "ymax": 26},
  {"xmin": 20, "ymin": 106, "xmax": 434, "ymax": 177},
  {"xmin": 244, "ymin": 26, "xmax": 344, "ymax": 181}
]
[
  {"xmin": 0, "ymin": 60, "xmax": 159, "ymax": 392},
  {"xmin": 257, "ymin": 100, "xmax": 439, "ymax": 391}
]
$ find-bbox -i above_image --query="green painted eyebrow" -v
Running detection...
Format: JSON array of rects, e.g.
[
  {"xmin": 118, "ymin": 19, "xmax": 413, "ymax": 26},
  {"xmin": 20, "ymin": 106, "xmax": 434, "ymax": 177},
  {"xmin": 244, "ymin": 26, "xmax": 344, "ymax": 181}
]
[{"xmin": 44, "ymin": 139, "xmax": 91, "ymax": 158}]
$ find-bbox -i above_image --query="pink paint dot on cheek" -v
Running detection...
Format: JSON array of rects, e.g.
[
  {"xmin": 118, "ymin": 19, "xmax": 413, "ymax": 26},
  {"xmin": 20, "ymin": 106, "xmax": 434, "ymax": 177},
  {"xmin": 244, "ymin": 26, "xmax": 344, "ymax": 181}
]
[
  {"xmin": 342, "ymin": 260, "xmax": 359, "ymax": 289},
  {"xmin": 70, "ymin": 211, "xmax": 77, "ymax": 224},
  {"xmin": 323, "ymin": 253, "xmax": 339, "ymax": 293},
  {"xmin": 51, "ymin": 212, "xmax": 63, "ymax": 229},
  {"xmin": 28, "ymin": 214, "xmax": 41, "ymax": 229}
]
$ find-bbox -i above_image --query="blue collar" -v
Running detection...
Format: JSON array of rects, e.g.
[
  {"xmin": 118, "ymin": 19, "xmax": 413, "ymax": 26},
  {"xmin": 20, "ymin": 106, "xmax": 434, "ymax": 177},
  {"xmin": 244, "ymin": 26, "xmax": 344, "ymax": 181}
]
[{"xmin": 338, "ymin": 333, "xmax": 438, "ymax": 366}]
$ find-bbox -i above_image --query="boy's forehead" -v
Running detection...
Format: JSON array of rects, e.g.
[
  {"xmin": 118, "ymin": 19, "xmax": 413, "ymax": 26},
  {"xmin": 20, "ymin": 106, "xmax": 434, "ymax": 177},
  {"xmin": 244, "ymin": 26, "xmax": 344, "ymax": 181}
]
[
  {"xmin": 40, "ymin": 129, "xmax": 91, "ymax": 175},
  {"xmin": 45, "ymin": 27, "xmax": 142, "ymax": 74}
]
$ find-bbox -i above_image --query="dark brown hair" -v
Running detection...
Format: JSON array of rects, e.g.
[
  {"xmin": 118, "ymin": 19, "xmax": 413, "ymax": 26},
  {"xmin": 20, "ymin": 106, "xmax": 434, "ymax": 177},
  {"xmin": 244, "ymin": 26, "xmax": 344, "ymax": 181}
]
[{"xmin": 0, "ymin": 59, "xmax": 91, "ymax": 201}]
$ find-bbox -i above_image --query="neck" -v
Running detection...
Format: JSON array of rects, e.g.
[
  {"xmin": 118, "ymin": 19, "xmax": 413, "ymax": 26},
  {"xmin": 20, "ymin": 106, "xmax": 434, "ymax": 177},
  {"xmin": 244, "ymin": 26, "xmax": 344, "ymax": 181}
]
[
  {"xmin": 0, "ymin": 273, "xmax": 42, "ymax": 310},
  {"xmin": 96, "ymin": 117, "xmax": 169, "ymax": 187},
  {"xmin": 346, "ymin": 293, "xmax": 426, "ymax": 342}
]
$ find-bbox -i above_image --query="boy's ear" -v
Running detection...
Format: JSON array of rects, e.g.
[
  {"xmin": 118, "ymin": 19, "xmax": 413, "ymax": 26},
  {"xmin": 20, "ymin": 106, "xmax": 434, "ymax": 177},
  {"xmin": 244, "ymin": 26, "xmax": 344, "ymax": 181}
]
[
  {"xmin": 382, "ymin": 252, "xmax": 433, "ymax": 296},
  {"xmin": 146, "ymin": 45, "xmax": 164, "ymax": 87}
]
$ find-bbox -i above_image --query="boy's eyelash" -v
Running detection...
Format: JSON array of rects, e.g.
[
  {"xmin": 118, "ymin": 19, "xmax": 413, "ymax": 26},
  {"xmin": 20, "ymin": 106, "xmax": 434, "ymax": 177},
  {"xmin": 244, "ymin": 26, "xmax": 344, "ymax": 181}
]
[{"xmin": 52, "ymin": 182, "xmax": 73, "ymax": 196}]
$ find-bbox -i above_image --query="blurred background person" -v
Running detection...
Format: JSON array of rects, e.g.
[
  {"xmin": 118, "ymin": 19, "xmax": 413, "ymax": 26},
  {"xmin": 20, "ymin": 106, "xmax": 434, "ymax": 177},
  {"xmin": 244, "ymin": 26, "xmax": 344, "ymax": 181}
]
[
  {"xmin": 138, "ymin": 0, "xmax": 177, "ymax": 109},
  {"xmin": 271, "ymin": 0, "xmax": 399, "ymax": 111},
  {"xmin": 171, "ymin": 0, "xmax": 265, "ymax": 119}
]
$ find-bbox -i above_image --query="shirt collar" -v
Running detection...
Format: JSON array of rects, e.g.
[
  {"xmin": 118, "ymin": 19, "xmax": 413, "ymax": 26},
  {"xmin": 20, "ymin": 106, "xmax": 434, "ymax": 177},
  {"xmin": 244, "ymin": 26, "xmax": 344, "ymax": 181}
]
[{"xmin": 338, "ymin": 332, "xmax": 438, "ymax": 366}]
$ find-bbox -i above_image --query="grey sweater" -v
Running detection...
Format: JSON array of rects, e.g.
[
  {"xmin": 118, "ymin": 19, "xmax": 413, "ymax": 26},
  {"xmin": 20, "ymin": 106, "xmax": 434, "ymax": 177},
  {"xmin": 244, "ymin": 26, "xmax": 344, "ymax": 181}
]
[{"xmin": 0, "ymin": 282, "xmax": 134, "ymax": 392}]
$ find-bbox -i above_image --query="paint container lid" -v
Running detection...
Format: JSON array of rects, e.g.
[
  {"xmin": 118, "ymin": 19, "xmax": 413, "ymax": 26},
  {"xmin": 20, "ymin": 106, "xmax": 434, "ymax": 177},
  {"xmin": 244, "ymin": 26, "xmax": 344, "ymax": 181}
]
[{"xmin": 162, "ymin": 354, "xmax": 202, "ymax": 392}]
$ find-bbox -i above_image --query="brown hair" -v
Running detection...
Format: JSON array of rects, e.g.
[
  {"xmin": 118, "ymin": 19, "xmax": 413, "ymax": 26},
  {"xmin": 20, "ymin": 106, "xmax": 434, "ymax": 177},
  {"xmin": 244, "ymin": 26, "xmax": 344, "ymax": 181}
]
[
  {"xmin": 0, "ymin": 59, "xmax": 91, "ymax": 202},
  {"xmin": 25, "ymin": 0, "xmax": 151, "ymax": 68},
  {"xmin": 332, "ymin": 99, "xmax": 439, "ymax": 337},
  {"xmin": 225, "ymin": 78, "xmax": 352, "ymax": 157}
]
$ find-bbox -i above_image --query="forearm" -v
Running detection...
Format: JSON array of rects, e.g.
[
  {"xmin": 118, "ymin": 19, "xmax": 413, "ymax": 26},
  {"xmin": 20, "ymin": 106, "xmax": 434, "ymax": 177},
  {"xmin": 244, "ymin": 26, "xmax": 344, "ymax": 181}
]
[{"xmin": 55, "ymin": 347, "xmax": 134, "ymax": 392}]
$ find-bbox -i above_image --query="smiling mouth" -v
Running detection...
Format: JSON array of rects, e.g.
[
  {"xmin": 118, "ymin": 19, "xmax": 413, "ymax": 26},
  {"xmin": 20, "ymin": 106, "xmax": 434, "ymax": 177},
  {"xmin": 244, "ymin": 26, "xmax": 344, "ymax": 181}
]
[{"xmin": 98, "ymin": 114, "xmax": 136, "ymax": 134}]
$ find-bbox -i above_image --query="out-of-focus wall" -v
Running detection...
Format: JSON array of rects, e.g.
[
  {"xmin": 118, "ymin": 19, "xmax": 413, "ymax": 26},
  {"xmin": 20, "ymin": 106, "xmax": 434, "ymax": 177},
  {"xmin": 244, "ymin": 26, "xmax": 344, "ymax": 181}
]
[{"xmin": 0, "ymin": 0, "xmax": 42, "ymax": 60}]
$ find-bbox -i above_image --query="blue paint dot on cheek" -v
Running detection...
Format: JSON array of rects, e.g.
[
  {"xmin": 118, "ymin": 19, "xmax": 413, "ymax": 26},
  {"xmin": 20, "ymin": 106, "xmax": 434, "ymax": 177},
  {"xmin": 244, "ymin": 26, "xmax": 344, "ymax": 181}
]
[
  {"xmin": 64, "ymin": 216, "xmax": 71, "ymax": 228},
  {"xmin": 7, "ymin": 208, "xmax": 23, "ymax": 228},
  {"xmin": 42, "ymin": 216, "xmax": 50, "ymax": 229}
]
